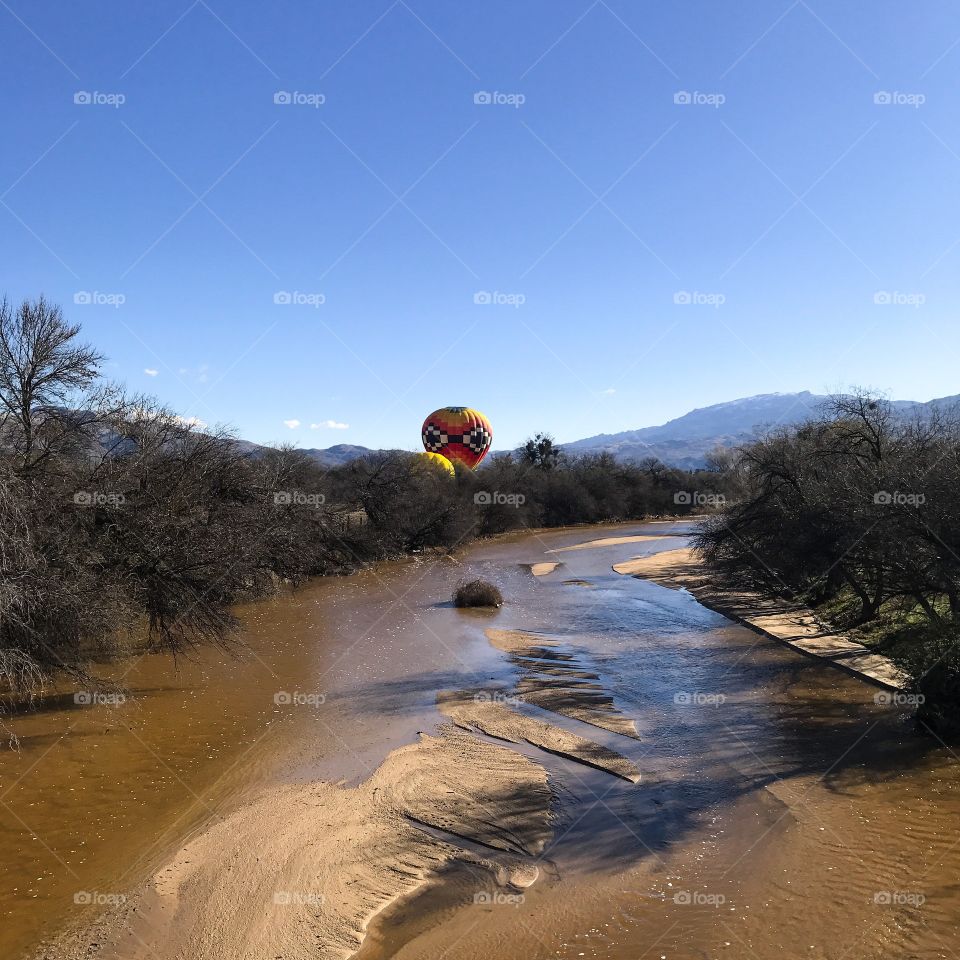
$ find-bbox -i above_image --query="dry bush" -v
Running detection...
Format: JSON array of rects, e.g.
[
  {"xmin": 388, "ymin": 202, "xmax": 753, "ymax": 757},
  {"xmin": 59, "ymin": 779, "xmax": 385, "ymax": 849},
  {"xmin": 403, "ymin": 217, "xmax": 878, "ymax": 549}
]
[{"xmin": 453, "ymin": 579, "xmax": 503, "ymax": 608}]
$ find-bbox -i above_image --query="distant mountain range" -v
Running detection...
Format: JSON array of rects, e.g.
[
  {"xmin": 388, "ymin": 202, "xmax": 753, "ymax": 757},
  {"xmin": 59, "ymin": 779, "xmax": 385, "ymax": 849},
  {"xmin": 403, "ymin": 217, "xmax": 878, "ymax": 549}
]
[
  {"xmin": 232, "ymin": 440, "xmax": 390, "ymax": 468},
  {"xmin": 287, "ymin": 443, "xmax": 387, "ymax": 467},
  {"xmin": 561, "ymin": 391, "xmax": 826, "ymax": 467},
  {"xmin": 239, "ymin": 391, "xmax": 960, "ymax": 471},
  {"xmin": 563, "ymin": 391, "xmax": 960, "ymax": 468}
]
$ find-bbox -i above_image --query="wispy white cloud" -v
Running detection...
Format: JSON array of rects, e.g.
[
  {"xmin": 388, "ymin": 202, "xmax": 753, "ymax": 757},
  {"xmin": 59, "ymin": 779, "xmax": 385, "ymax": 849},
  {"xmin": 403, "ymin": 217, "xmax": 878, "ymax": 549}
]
[
  {"xmin": 144, "ymin": 367, "xmax": 159, "ymax": 377},
  {"xmin": 283, "ymin": 419, "xmax": 301, "ymax": 429},
  {"xmin": 310, "ymin": 420, "xmax": 349, "ymax": 430},
  {"xmin": 602, "ymin": 387, "xmax": 616, "ymax": 395}
]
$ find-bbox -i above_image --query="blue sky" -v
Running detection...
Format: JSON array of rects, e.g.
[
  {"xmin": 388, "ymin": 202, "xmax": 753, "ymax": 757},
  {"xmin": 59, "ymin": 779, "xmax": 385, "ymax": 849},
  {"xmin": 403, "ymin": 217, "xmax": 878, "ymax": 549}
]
[{"xmin": 1, "ymin": 1, "xmax": 959, "ymax": 450}]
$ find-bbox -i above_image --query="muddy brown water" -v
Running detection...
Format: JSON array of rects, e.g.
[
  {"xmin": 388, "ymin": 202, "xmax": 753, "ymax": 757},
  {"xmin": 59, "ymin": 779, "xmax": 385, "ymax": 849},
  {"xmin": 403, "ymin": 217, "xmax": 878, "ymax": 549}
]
[{"xmin": 3, "ymin": 522, "xmax": 960, "ymax": 959}]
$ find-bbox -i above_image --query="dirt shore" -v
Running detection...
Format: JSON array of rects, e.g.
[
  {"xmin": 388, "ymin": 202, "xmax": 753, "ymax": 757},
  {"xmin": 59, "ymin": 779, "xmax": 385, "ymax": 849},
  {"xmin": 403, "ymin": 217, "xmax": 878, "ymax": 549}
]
[{"xmin": 612, "ymin": 546, "xmax": 908, "ymax": 690}]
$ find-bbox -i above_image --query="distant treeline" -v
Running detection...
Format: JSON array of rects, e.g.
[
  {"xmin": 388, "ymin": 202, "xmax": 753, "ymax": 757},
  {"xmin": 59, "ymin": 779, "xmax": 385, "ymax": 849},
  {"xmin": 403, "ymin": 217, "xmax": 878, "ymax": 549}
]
[
  {"xmin": 0, "ymin": 297, "xmax": 733, "ymax": 696},
  {"xmin": 695, "ymin": 393, "xmax": 960, "ymax": 728}
]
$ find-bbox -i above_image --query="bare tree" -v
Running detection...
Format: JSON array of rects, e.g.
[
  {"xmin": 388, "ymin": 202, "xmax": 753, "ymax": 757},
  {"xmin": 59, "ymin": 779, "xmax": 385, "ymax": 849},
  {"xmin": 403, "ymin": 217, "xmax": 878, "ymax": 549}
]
[{"xmin": 0, "ymin": 297, "xmax": 104, "ymax": 472}]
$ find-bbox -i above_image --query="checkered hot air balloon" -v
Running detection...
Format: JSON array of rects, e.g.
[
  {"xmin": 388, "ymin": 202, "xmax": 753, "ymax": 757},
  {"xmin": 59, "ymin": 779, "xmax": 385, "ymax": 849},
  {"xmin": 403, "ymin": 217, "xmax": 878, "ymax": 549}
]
[{"xmin": 421, "ymin": 407, "xmax": 493, "ymax": 469}]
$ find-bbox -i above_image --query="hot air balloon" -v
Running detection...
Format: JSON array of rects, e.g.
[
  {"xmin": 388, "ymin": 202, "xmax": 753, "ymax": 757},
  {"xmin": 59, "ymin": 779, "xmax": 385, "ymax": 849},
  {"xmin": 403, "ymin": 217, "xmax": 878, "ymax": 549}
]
[
  {"xmin": 421, "ymin": 407, "xmax": 493, "ymax": 469},
  {"xmin": 413, "ymin": 451, "xmax": 456, "ymax": 477}
]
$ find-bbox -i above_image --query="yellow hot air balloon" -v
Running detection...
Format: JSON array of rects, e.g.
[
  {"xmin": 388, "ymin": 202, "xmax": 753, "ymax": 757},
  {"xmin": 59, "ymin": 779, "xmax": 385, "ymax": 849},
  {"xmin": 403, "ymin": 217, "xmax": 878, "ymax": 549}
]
[{"xmin": 414, "ymin": 451, "xmax": 456, "ymax": 477}]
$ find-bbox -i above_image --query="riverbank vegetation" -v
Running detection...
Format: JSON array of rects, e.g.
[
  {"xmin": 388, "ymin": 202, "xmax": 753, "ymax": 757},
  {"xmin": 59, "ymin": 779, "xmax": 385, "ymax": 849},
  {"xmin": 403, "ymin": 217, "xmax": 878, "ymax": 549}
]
[
  {"xmin": 0, "ymin": 297, "xmax": 732, "ymax": 699},
  {"xmin": 695, "ymin": 393, "xmax": 960, "ymax": 732},
  {"xmin": 452, "ymin": 579, "xmax": 503, "ymax": 608}
]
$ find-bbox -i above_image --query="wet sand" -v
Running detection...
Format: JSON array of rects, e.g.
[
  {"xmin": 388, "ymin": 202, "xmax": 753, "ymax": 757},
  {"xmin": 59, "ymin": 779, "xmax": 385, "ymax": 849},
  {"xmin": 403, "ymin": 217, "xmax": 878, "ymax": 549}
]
[{"xmin": 5, "ymin": 520, "xmax": 960, "ymax": 959}]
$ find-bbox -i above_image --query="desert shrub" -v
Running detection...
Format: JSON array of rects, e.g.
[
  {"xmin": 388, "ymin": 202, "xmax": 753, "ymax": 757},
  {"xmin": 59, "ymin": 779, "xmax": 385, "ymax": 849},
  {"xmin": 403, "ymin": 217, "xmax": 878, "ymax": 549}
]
[{"xmin": 453, "ymin": 579, "xmax": 503, "ymax": 608}]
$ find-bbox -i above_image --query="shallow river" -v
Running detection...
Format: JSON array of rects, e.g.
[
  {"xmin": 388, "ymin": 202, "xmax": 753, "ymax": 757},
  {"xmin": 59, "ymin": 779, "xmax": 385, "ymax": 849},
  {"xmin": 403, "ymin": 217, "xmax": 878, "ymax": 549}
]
[{"xmin": 2, "ymin": 522, "xmax": 959, "ymax": 959}]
